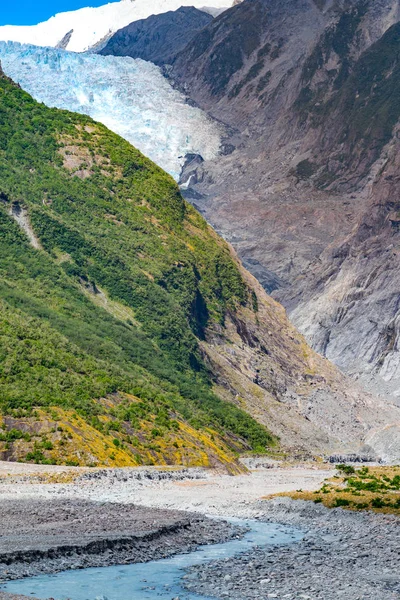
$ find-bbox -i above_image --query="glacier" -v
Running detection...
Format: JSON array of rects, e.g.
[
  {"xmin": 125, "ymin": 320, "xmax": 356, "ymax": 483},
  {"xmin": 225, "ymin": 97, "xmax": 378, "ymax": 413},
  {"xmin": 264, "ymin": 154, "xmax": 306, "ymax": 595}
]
[
  {"xmin": 0, "ymin": 42, "xmax": 223, "ymax": 180},
  {"xmin": 0, "ymin": 0, "xmax": 233, "ymax": 52}
]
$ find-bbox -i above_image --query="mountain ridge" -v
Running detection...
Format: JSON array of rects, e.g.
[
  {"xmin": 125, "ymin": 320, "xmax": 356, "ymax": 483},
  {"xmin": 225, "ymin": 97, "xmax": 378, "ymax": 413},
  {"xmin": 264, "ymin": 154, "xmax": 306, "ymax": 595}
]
[
  {"xmin": 0, "ymin": 0, "xmax": 234, "ymax": 52},
  {"xmin": 100, "ymin": 7, "xmax": 213, "ymax": 66}
]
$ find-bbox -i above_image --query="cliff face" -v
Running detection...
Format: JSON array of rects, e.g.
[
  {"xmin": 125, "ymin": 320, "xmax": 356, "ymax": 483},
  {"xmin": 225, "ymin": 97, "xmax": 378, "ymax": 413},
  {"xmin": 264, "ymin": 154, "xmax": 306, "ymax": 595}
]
[
  {"xmin": 288, "ymin": 121, "xmax": 400, "ymax": 403},
  {"xmin": 1, "ymin": 70, "xmax": 399, "ymax": 464},
  {"xmin": 277, "ymin": 21, "xmax": 400, "ymax": 402},
  {"xmin": 171, "ymin": 0, "xmax": 326, "ymax": 115},
  {"xmin": 168, "ymin": 0, "xmax": 400, "ymax": 402},
  {"xmin": 200, "ymin": 258, "xmax": 400, "ymax": 460},
  {"xmin": 100, "ymin": 7, "xmax": 213, "ymax": 65}
]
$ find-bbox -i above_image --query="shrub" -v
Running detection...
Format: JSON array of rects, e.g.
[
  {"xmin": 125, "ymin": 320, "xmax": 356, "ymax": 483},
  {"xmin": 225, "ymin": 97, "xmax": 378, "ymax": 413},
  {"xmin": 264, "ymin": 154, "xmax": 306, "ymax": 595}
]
[
  {"xmin": 336, "ymin": 464, "xmax": 356, "ymax": 475},
  {"xmin": 334, "ymin": 498, "xmax": 351, "ymax": 507}
]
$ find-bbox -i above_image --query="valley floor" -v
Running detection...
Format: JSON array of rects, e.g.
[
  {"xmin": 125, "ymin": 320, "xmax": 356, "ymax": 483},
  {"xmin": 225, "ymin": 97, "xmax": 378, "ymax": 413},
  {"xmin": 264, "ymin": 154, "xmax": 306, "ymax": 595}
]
[
  {"xmin": 0, "ymin": 460, "xmax": 330, "ymax": 517},
  {"xmin": 0, "ymin": 462, "xmax": 398, "ymax": 599}
]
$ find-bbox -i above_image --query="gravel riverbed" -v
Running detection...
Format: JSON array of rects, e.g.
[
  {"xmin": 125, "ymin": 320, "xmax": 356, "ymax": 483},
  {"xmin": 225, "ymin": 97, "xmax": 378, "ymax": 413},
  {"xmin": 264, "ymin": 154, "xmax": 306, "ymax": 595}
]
[
  {"xmin": 0, "ymin": 463, "xmax": 398, "ymax": 600},
  {"xmin": 0, "ymin": 497, "xmax": 241, "ymax": 581}
]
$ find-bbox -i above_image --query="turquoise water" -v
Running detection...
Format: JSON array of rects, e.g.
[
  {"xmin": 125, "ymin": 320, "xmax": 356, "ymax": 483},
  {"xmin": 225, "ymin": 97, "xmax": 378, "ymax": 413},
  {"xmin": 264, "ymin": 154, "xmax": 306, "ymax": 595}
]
[{"xmin": 1, "ymin": 519, "xmax": 302, "ymax": 600}]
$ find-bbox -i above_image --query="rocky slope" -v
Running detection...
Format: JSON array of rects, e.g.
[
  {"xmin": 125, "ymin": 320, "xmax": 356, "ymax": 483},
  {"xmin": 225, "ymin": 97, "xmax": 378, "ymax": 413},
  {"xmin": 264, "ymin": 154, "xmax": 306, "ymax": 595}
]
[
  {"xmin": 0, "ymin": 0, "xmax": 234, "ymax": 52},
  {"xmin": 169, "ymin": 0, "xmax": 400, "ymax": 402},
  {"xmin": 100, "ymin": 7, "xmax": 213, "ymax": 66},
  {"xmin": 278, "ymin": 21, "xmax": 400, "ymax": 405},
  {"xmin": 1, "ymin": 67, "xmax": 399, "ymax": 463}
]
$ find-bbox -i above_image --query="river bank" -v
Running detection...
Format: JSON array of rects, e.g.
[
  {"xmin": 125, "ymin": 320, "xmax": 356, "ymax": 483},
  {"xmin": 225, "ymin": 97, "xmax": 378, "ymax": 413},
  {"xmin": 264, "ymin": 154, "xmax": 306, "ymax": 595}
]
[
  {"xmin": 1, "ymin": 520, "xmax": 302, "ymax": 600},
  {"xmin": 0, "ymin": 461, "xmax": 331, "ymax": 518},
  {"xmin": 0, "ymin": 497, "xmax": 240, "ymax": 581}
]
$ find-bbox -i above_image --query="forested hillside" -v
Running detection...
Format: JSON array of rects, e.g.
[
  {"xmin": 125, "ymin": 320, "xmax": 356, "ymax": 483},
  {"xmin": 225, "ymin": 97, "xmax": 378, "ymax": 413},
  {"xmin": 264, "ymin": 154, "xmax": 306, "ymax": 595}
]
[{"xmin": 0, "ymin": 68, "xmax": 273, "ymax": 469}]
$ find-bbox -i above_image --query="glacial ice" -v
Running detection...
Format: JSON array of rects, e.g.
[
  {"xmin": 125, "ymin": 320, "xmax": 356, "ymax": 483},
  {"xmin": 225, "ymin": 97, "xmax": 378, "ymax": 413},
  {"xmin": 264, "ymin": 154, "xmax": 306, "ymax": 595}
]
[{"xmin": 0, "ymin": 41, "xmax": 223, "ymax": 180}]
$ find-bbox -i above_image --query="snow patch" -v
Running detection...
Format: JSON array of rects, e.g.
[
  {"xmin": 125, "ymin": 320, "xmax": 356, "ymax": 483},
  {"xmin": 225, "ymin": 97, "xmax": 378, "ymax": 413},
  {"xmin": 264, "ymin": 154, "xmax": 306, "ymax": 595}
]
[{"xmin": 0, "ymin": 42, "xmax": 223, "ymax": 180}]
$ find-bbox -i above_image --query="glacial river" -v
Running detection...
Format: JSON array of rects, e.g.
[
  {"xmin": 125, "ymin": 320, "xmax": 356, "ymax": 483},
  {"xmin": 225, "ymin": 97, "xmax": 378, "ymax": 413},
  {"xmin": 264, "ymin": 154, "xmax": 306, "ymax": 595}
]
[{"xmin": 2, "ymin": 519, "xmax": 303, "ymax": 600}]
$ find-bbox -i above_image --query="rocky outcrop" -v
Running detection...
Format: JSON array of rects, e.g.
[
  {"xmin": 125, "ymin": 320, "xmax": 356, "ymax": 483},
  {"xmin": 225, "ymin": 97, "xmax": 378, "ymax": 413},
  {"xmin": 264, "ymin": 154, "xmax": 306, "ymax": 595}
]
[
  {"xmin": 168, "ymin": 0, "xmax": 400, "ymax": 401},
  {"xmin": 100, "ymin": 7, "xmax": 213, "ymax": 65},
  {"xmin": 56, "ymin": 29, "xmax": 73, "ymax": 49}
]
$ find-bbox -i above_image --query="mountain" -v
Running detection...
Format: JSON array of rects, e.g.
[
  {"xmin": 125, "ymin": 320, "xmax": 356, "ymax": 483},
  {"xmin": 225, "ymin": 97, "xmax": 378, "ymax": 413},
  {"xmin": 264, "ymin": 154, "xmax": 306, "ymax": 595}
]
[
  {"xmin": 100, "ymin": 7, "xmax": 213, "ymax": 66},
  {"xmin": 0, "ymin": 42, "xmax": 223, "ymax": 181},
  {"xmin": 0, "ymin": 0, "xmax": 233, "ymax": 53},
  {"xmin": 1, "ymin": 67, "xmax": 399, "ymax": 466},
  {"xmin": 168, "ymin": 0, "xmax": 400, "ymax": 403},
  {"xmin": 278, "ymin": 20, "xmax": 400, "ymax": 400}
]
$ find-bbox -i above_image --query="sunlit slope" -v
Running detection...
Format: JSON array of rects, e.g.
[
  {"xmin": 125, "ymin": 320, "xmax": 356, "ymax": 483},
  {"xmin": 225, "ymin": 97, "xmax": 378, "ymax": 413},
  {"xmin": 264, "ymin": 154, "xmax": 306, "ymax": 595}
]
[{"xmin": 1, "ymin": 67, "xmax": 398, "ymax": 466}]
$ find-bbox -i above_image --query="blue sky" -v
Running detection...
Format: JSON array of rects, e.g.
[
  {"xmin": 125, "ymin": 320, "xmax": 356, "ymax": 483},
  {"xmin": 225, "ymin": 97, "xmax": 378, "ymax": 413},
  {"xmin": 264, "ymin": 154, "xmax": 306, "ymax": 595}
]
[{"xmin": 1, "ymin": 1, "xmax": 110, "ymax": 26}]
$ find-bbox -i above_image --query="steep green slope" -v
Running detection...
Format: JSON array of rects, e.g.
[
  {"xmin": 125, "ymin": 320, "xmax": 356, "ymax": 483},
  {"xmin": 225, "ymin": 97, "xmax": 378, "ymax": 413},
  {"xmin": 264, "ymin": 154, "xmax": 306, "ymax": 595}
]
[{"xmin": 0, "ymin": 69, "xmax": 275, "ymax": 468}]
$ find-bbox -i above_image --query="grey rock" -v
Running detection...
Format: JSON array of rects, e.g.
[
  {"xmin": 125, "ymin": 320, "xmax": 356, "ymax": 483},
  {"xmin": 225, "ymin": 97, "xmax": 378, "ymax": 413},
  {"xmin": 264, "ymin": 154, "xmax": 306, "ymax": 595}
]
[{"xmin": 99, "ymin": 7, "xmax": 213, "ymax": 66}]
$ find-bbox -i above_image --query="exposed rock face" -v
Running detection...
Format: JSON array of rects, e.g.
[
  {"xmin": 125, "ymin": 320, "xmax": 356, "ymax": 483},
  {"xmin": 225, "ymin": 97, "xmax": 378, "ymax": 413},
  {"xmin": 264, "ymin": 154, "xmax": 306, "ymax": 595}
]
[
  {"xmin": 168, "ymin": 0, "xmax": 400, "ymax": 401},
  {"xmin": 288, "ymin": 119, "xmax": 400, "ymax": 404},
  {"xmin": 202, "ymin": 253, "xmax": 400, "ymax": 460},
  {"xmin": 100, "ymin": 7, "xmax": 213, "ymax": 65},
  {"xmin": 56, "ymin": 29, "xmax": 73, "ymax": 49}
]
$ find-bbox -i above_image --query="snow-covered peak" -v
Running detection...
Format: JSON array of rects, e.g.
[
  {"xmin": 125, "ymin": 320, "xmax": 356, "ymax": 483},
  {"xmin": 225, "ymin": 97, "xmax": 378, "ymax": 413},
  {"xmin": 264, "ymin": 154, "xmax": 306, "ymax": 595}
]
[{"xmin": 0, "ymin": 0, "xmax": 233, "ymax": 53}]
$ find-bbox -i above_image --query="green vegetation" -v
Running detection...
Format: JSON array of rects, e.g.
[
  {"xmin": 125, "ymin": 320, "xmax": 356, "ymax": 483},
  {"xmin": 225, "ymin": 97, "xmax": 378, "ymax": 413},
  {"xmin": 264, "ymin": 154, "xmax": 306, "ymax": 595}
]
[
  {"xmin": 335, "ymin": 463, "xmax": 355, "ymax": 476},
  {"xmin": 281, "ymin": 465, "xmax": 400, "ymax": 514},
  {"xmin": 0, "ymin": 71, "xmax": 276, "ymax": 466}
]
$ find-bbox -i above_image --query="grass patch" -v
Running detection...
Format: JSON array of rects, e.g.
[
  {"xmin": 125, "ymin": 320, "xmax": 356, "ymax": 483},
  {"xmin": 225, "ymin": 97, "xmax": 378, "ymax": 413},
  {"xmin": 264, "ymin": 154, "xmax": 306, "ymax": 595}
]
[{"xmin": 274, "ymin": 465, "xmax": 400, "ymax": 515}]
